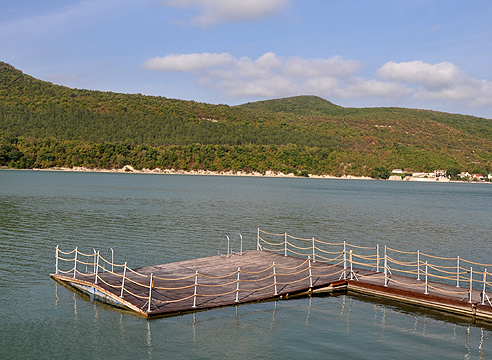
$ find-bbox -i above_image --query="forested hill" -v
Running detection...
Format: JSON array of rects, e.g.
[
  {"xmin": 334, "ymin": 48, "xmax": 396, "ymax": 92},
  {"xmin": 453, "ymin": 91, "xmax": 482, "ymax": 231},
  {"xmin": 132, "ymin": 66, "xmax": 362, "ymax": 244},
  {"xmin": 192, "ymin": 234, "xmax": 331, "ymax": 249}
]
[{"xmin": 1, "ymin": 61, "xmax": 492, "ymax": 178}]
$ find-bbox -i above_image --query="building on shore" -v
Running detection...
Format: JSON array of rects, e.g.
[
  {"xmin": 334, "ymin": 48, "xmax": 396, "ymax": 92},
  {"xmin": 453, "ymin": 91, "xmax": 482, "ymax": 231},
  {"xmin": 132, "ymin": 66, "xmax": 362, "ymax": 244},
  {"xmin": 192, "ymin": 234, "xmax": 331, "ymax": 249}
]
[{"xmin": 389, "ymin": 169, "xmax": 449, "ymax": 182}]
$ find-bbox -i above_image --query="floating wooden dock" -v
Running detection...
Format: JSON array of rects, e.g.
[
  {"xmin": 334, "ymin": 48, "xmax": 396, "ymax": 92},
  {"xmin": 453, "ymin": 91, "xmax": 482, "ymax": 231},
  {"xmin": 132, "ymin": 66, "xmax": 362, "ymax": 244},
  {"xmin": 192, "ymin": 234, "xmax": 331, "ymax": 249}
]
[
  {"xmin": 52, "ymin": 250, "xmax": 352, "ymax": 317},
  {"xmin": 51, "ymin": 229, "xmax": 492, "ymax": 320}
]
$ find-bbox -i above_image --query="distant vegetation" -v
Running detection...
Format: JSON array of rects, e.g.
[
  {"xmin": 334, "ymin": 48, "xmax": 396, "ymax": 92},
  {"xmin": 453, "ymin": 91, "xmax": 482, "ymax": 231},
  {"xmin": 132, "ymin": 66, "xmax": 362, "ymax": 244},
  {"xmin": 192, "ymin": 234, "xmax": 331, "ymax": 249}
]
[{"xmin": 1, "ymin": 61, "xmax": 492, "ymax": 177}]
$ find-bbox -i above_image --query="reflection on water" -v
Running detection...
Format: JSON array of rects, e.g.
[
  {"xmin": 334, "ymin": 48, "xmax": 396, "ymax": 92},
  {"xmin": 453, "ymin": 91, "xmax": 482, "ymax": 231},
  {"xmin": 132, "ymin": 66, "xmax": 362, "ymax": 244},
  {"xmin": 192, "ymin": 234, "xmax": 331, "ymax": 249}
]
[
  {"xmin": 61, "ymin": 281, "xmax": 491, "ymax": 360},
  {"xmin": 2, "ymin": 170, "xmax": 492, "ymax": 359}
]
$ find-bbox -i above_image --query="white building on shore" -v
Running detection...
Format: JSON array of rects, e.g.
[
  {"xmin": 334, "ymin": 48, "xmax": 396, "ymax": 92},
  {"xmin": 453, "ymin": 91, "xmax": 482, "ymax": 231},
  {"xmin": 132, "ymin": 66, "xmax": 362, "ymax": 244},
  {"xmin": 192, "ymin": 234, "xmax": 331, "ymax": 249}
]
[{"xmin": 389, "ymin": 169, "xmax": 449, "ymax": 182}]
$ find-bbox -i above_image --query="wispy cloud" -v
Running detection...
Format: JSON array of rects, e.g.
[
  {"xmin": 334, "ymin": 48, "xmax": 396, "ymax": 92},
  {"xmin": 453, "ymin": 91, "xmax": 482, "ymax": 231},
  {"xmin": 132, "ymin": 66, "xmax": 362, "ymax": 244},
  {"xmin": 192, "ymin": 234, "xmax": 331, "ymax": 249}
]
[
  {"xmin": 378, "ymin": 61, "xmax": 467, "ymax": 90},
  {"xmin": 142, "ymin": 53, "xmax": 235, "ymax": 71},
  {"xmin": 163, "ymin": 0, "xmax": 288, "ymax": 26},
  {"xmin": 378, "ymin": 60, "xmax": 492, "ymax": 106},
  {"xmin": 142, "ymin": 52, "xmax": 409, "ymax": 100},
  {"xmin": 143, "ymin": 52, "xmax": 492, "ymax": 108},
  {"xmin": 0, "ymin": 0, "xmax": 123, "ymax": 39}
]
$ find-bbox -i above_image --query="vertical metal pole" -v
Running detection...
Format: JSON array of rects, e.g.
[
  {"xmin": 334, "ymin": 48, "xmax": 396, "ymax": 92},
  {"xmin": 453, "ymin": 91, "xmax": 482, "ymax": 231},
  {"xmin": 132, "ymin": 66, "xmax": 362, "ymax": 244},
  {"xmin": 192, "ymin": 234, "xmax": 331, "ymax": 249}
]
[
  {"xmin": 226, "ymin": 236, "xmax": 230, "ymax": 257},
  {"xmin": 384, "ymin": 245, "xmax": 388, "ymax": 287},
  {"xmin": 273, "ymin": 263, "xmax": 278, "ymax": 295},
  {"xmin": 284, "ymin": 233, "xmax": 288, "ymax": 256},
  {"xmin": 239, "ymin": 234, "xmax": 243, "ymax": 255},
  {"xmin": 312, "ymin": 237, "xmax": 316, "ymax": 262},
  {"xmin": 376, "ymin": 244, "xmax": 380, "ymax": 273},
  {"xmin": 417, "ymin": 250, "xmax": 420, "ymax": 281},
  {"xmin": 424, "ymin": 262, "xmax": 428, "ymax": 294},
  {"xmin": 349, "ymin": 250, "xmax": 354, "ymax": 281},
  {"xmin": 469, "ymin": 267, "xmax": 473, "ymax": 303},
  {"xmin": 73, "ymin": 247, "xmax": 78, "ymax": 279},
  {"xmin": 192, "ymin": 271, "xmax": 198, "ymax": 308},
  {"xmin": 308, "ymin": 258, "xmax": 313, "ymax": 288},
  {"xmin": 456, "ymin": 256, "xmax": 460, "ymax": 287},
  {"xmin": 94, "ymin": 251, "xmax": 100, "ymax": 285},
  {"xmin": 110, "ymin": 248, "xmax": 114, "ymax": 273},
  {"xmin": 55, "ymin": 245, "xmax": 59, "ymax": 275},
  {"xmin": 343, "ymin": 241, "xmax": 347, "ymax": 280},
  {"xmin": 120, "ymin": 262, "xmax": 127, "ymax": 298},
  {"xmin": 93, "ymin": 249, "xmax": 97, "ymax": 274},
  {"xmin": 482, "ymin": 269, "xmax": 487, "ymax": 306},
  {"xmin": 257, "ymin": 228, "xmax": 260, "ymax": 251},
  {"xmin": 235, "ymin": 267, "xmax": 240, "ymax": 303},
  {"xmin": 148, "ymin": 273, "xmax": 153, "ymax": 312}
]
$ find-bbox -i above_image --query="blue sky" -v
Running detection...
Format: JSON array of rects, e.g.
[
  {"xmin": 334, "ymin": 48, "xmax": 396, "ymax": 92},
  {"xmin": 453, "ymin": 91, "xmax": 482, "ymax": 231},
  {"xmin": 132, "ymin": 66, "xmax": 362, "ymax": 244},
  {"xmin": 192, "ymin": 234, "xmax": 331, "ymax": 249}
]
[{"xmin": 1, "ymin": 0, "xmax": 492, "ymax": 118}]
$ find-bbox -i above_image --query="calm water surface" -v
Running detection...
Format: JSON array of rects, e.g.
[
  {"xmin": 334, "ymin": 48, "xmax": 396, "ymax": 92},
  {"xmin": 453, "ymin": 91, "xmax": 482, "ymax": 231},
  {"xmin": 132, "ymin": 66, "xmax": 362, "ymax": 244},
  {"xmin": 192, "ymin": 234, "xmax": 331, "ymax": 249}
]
[{"xmin": 1, "ymin": 170, "xmax": 492, "ymax": 359}]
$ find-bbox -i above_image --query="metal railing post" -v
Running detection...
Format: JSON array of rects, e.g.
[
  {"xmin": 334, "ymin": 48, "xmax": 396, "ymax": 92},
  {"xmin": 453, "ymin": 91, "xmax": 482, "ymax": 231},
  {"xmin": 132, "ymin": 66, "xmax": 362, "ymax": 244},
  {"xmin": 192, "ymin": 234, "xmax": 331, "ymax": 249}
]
[
  {"xmin": 148, "ymin": 273, "xmax": 153, "ymax": 312},
  {"xmin": 94, "ymin": 251, "xmax": 100, "ymax": 284},
  {"xmin": 120, "ymin": 262, "xmax": 127, "ymax": 297},
  {"xmin": 55, "ymin": 245, "xmax": 59, "ymax": 275},
  {"xmin": 226, "ymin": 236, "xmax": 230, "ymax": 257},
  {"xmin": 109, "ymin": 247, "xmax": 114, "ymax": 273},
  {"xmin": 469, "ymin": 267, "xmax": 473, "ymax": 303},
  {"xmin": 284, "ymin": 233, "xmax": 288, "ymax": 256},
  {"xmin": 376, "ymin": 244, "xmax": 380, "ymax": 272},
  {"xmin": 308, "ymin": 258, "xmax": 313, "ymax": 288},
  {"xmin": 312, "ymin": 237, "xmax": 316, "ymax": 262},
  {"xmin": 456, "ymin": 256, "xmax": 460, "ymax": 287},
  {"xmin": 92, "ymin": 248, "xmax": 97, "ymax": 273},
  {"xmin": 384, "ymin": 245, "xmax": 388, "ymax": 287},
  {"xmin": 239, "ymin": 234, "xmax": 243, "ymax": 255},
  {"xmin": 235, "ymin": 267, "xmax": 240, "ymax": 303},
  {"xmin": 349, "ymin": 250, "xmax": 354, "ymax": 281},
  {"xmin": 482, "ymin": 269, "xmax": 487, "ymax": 306},
  {"xmin": 273, "ymin": 263, "xmax": 278, "ymax": 295},
  {"xmin": 192, "ymin": 271, "xmax": 198, "ymax": 308},
  {"xmin": 417, "ymin": 250, "xmax": 420, "ymax": 281},
  {"xmin": 73, "ymin": 247, "xmax": 78, "ymax": 279},
  {"xmin": 343, "ymin": 241, "xmax": 347, "ymax": 280},
  {"xmin": 257, "ymin": 228, "xmax": 260, "ymax": 251},
  {"xmin": 424, "ymin": 262, "xmax": 428, "ymax": 294}
]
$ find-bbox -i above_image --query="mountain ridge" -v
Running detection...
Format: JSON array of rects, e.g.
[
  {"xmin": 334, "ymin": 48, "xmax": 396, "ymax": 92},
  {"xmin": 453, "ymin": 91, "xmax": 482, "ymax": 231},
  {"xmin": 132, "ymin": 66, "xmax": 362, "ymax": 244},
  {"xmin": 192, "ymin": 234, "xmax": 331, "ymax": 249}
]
[{"xmin": 1, "ymin": 61, "xmax": 492, "ymax": 177}]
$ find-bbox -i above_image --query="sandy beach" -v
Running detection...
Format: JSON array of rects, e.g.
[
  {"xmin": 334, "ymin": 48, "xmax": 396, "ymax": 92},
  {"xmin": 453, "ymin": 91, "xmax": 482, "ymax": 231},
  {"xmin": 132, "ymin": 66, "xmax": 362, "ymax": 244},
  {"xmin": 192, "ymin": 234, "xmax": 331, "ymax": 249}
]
[{"xmin": 28, "ymin": 165, "xmax": 373, "ymax": 180}]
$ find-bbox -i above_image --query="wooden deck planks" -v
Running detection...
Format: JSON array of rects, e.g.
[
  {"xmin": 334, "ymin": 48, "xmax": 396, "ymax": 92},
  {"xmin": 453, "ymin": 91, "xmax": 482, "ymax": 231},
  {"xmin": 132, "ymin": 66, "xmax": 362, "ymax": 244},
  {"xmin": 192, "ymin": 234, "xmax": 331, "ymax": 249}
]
[
  {"xmin": 348, "ymin": 271, "xmax": 492, "ymax": 320},
  {"xmin": 52, "ymin": 251, "xmax": 349, "ymax": 317},
  {"xmin": 51, "ymin": 250, "xmax": 492, "ymax": 321}
]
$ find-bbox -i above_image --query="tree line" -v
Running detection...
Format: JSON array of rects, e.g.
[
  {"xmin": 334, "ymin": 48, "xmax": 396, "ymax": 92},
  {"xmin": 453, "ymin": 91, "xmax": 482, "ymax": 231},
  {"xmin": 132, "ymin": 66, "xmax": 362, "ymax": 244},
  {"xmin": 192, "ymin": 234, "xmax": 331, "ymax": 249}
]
[
  {"xmin": 2, "ymin": 61, "xmax": 492, "ymax": 178},
  {"xmin": 2, "ymin": 134, "xmax": 491, "ymax": 178}
]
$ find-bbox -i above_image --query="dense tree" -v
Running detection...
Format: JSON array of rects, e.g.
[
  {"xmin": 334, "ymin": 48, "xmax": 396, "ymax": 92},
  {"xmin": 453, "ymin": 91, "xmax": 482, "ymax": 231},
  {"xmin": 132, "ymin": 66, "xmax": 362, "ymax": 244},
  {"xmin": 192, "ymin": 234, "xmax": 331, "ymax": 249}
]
[{"xmin": 2, "ymin": 61, "xmax": 492, "ymax": 178}]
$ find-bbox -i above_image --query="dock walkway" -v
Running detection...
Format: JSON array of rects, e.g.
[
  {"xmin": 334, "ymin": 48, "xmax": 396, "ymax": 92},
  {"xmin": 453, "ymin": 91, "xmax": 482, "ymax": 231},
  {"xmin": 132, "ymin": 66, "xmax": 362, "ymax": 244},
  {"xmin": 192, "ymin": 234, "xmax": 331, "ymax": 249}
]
[
  {"xmin": 51, "ymin": 229, "xmax": 492, "ymax": 320},
  {"xmin": 52, "ymin": 251, "xmax": 352, "ymax": 317}
]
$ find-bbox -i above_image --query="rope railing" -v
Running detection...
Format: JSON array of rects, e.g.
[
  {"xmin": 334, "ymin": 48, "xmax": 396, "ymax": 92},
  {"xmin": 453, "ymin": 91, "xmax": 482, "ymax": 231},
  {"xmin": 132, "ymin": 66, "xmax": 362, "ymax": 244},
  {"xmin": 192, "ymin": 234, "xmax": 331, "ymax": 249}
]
[
  {"xmin": 256, "ymin": 228, "xmax": 492, "ymax": 303},
  {"xmin": 286, "ymin": 234, "xmax": 313, "ymax": 241},
  {"xmin": 54, "ymin": 244, "xmax": 338, "ymax": 312},
  {"xmin": 346, "ymin": 243, "xmax": 377, "ymax": 250},
  {"xmin": 260, "ymin": 246, "xmax": 284, "ymax": 253},
  {"xmin": 54, "ymin": 229, "xmax": 492, "ymax": 313},
  {"xmin": 313, "ymin": 246, "xmax": 343, "ymax": 255}
]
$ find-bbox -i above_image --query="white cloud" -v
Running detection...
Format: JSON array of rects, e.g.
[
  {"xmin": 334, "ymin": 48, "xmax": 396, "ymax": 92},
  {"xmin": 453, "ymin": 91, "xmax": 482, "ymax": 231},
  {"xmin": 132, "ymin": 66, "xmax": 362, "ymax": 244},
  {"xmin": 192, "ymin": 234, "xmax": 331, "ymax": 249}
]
[
  {"xmin": 143, "ymin": 52, "xmax": 407, "ymax": 100},
  {"xmin": 143, "ymin": 53, "xmax": 492, "ymax": 110},
  {"xmin": 142, "ymin": 53, "xmax": 234, "ymax": 72},
  {"xmin": 378, "ymin": 60, "xmax": 492, "ymax": 106},
  {"xmin": 472, "ymin": 80, "xmax": 492, "ymax": 107},
  {"xmin": 378, "ymin": 60, "xmax": 467, "ymax": 90},
  {"xmin": 163, "ymin": 0, "xmax": 287, "ymax": 26},
  {"xmin": 334, "ymin": 78, "xmax": 411, "ymax": 99},
  {"xmin": 223, "ymin": 76, "xmax": 296, "ymax": 98},
  {"xmin": 283, "ymin": 56, "xmax": 360, "ymax": 78}
]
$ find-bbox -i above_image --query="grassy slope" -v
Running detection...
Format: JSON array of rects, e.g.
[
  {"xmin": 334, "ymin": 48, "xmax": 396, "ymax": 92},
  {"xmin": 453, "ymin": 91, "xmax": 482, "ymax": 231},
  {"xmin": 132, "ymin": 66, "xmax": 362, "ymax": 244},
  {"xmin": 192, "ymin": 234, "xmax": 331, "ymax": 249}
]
[{"xmin": 1, "ymin": 61, "xmax": 492, "ymax": 175}]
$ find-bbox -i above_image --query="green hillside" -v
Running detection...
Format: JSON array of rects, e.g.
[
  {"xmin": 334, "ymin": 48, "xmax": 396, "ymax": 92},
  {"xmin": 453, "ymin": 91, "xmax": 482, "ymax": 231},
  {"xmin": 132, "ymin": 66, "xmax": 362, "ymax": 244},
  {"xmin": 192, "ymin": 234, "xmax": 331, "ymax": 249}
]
[{"xmin": 1, "ymin": 61, "xmax": 492, "ymax": 178}]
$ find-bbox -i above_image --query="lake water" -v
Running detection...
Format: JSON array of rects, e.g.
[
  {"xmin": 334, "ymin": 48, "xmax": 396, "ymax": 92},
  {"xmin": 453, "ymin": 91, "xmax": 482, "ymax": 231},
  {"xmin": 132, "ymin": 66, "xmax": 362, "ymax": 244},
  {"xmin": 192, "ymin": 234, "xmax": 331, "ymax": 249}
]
[{"xmin": 1, "ymin": 169, "xmax": 492, "ymax": 359}]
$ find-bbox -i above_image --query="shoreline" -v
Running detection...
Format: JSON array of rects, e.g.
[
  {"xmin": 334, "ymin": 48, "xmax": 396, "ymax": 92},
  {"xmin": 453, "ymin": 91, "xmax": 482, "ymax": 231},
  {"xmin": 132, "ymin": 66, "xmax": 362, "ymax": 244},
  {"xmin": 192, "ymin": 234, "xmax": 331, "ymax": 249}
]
[
  {"xmin": 8, "ymin": 165, "xmax": 373, "ymax": 180},
  {"xmin": 3, "ymin": 166, "xmax": 488, "ymax": 183}
]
